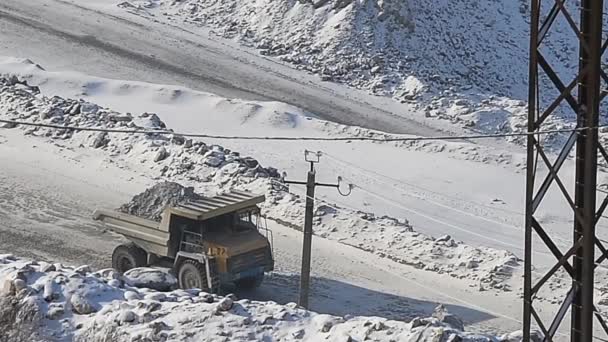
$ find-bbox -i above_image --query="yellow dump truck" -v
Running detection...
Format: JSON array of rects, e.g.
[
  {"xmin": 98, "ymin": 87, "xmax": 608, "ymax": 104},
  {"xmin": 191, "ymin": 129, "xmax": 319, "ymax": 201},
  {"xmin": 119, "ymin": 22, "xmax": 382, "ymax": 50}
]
[{"xmin": 93, "ymin": 190, "xmax": 274, "ymax": 292}]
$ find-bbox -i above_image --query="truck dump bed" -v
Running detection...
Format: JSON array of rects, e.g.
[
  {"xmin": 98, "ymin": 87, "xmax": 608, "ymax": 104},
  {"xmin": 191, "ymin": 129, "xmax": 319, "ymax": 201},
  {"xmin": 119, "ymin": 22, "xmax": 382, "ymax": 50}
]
[
  {"xmin": 93, "ymin": 190, "xmax": 265, "ymax": 256},
  {"xmin": 92, "ymin": 209, "xmax": 170, "ymax": 255}
]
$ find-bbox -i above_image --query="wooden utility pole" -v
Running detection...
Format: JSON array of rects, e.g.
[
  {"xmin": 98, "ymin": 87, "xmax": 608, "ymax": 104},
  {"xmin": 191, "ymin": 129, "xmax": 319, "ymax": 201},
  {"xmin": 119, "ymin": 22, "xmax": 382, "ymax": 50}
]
[{"xmin": 281, "ymin": 150, "xmax": 351, "ymax": 309}]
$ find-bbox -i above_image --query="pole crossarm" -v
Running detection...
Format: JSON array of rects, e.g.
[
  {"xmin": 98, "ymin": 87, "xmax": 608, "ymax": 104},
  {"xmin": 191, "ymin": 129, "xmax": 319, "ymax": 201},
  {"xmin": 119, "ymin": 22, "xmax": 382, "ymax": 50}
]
[{"xmin": 277, "ymin": 151, "xmax": 351, "ymax": 309}]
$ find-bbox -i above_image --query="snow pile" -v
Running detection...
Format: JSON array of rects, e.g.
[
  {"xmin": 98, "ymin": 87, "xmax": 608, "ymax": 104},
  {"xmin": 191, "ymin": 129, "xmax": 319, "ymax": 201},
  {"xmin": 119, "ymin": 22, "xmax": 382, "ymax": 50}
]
[
  {"xmin": 0, "ymin": 75, "xmax": 522, "ymax": 289},
  {"xmin": 117, "ymin": 0, "xmax": 607, "ymax": 142},
  {"xmin": 118, "ymin": 182, "xmax": 204, "ymax": 221},
  {"xmin": 0, "ymin": 75, "xmax": 281, "ymax": 186},
  {"xmin": 264, "ymin": 191, "xmax": 521, "ymax": 292},
  {"xmin": 0, "ymin": 58, "xmax": 527, "ymax": 169},
  {"xmin": 0, "ymin": 255, "xmax": 517, "ymax": 341}
]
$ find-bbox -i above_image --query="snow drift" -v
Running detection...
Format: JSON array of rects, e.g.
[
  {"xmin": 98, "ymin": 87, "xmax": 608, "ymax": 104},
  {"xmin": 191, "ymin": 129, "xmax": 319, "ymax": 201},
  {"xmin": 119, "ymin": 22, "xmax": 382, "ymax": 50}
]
[{"xmin": 0, "ymin": 254, "xmax": 528, "ymax": 341}]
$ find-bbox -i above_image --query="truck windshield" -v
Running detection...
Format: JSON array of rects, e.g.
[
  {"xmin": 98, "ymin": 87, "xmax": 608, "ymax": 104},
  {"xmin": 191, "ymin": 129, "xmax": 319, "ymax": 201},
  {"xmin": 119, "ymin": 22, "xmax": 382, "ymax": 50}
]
[{"xmin": 234, "ymin": 211, "xmax": 257, "ymax": 232}]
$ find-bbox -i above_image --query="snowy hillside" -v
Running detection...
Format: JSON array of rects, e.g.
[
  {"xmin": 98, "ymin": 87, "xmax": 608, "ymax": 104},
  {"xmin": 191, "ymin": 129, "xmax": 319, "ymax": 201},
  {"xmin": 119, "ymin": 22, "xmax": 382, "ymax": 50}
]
[
  {"xmin": 0, "ymin": 255, "xmax": 522, "ymax": 341},
  {"xmin": 6, "ymin": 59, "xmax": 608, "ymax": 336},
  {"xmin": 116, "ymin": 0, "xmax": 607, "ymax": 140},
  {"xmin": 0, "ymin": 73, "xmax": 521, "ymax": 291}
]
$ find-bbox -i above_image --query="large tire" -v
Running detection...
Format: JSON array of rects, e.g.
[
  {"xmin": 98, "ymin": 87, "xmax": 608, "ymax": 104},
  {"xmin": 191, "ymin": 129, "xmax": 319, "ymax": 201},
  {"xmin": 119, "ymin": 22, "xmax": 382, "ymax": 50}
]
[
  {"xmin": 177, "ymin": 260, "xmax": 209, "ymax": 291},
  {"xmin": 112, "ymin": 243, "xmax": 147, "ymax": 273},
  {"xmin": 235, "ymin": 274, "xmax": 264, "ymax": 290}
]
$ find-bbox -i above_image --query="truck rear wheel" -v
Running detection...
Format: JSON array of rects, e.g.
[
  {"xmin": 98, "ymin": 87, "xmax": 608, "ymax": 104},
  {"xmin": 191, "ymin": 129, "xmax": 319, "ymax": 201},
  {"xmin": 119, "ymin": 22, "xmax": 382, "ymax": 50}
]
[
  {"xmin": 112, "ymin": 243, "xmax": 147, "ymax": 273},
  {"xmin": 235, "ymin": 274, "xmax": 264, "ymax": 290},
  {"xmin": 178, "ymin": 260, "xmax": 210, "ymax": 291}
]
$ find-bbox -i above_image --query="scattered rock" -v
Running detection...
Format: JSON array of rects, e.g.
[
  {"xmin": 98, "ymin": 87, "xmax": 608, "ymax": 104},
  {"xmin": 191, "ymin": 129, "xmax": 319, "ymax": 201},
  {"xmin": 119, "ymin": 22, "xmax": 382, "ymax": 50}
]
[
  {"xmin": 40, "ymin": 263, "xmax": 56, "ymax": 273},
  {"xmin": 217, "ymin": 297, "xmax": 233, "ymax": 311},
  {"xmin": 0, "ymin": 121, "xmax": 18, "ymax": 129},
  {"xmin": 80, "ymin": 102, "xmax": 100, "ymax": 114},
  {"xmin": 117, "ymin": 310, "xmax": 137, "ymax": 324},
  {"xmin": 13, "ymin": 279, "xmax": 27, "ymax": 292},
  {"xmin": 46, "ymin": 306, "xmax": 65, "ymax": 320},
  {"xmin": 74, "ymin": 265, "xmax": 92, "ymax": 275},
  {"xmin": 124, "ymin": 291, "xmax": 141, "ymax": 301},
  {"xmin": 598, "ymin": 294, "xmax": 608, "ymax": 306},
  {"xmin": 144, "ymin": 293, "xmax": 167, "ymax": 302},
  {"xmin": 204, "ymin": 156, "xmax": 224, "ymax": 167},
  {"xmin": 200, "ymin": 293, "xmax": 215, "ymax": 303},
  {"xmin": 108, "ymin": 279, "xmax": 122, "ymax": 288},
  {"xmin": 291, "ymin": 329, "xmax": 305, "ymax": 339},
  {"xmin": 171, "ymin": 134, "xmax": 186, "ymax": 145},
  {"xmin": 154, "ymin": 147, "xmax": 169, "ymax": 162},
  {"xmin": 91, "ymin": 132, "xmax": 109, "ymax": 149},
  {"xmin": 123, "ymin": 268, "xmax": 177, "ymax": 291},
  {"xmin": 465, "ymin": 260, "xmax": 479, "ymax": 269},
  {"xmin": 435, "ymin": 235, "xmax": 451, "ymax": 243},
  {"xmin": 501, "ymin": 330, "xmax": 544, "ymax": 342},
  {"xmin": 71, "ymin": 294, "xmax": 97, "ymax": 315},
  {"xmin": 0, "ymin": 279, "xmax": 16, "ymax": 296},
  {"xmin": 432, "ymin": 305, "xmax": 464, "ymax": 331},
  {"xmin": 43, "ymin": 281, "xmax": 57, "ymax": 302}
]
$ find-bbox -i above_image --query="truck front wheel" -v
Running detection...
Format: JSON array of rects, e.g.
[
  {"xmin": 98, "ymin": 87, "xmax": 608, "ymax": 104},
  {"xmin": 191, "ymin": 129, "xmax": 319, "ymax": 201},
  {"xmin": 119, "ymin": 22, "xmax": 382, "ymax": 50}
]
[
  {"xmin": 178, "ymin": 260, "xmax": 209, "ymax": 290},
  {"xmin": 112, "ymin": 243, "xmax": 147, "ymax": 273}
]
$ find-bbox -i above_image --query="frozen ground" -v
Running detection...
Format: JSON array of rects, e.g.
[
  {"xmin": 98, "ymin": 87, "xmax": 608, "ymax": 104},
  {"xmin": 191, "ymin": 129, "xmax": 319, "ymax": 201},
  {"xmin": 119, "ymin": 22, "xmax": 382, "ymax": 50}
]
[
  {"xmin": 0, "ymin": 126, "xmax": 522, "ymax": 337},
  {"xmin": 0, "ymin": 0, "xmax": 442, "ymax": 137},
  {"xmin": 0, "ymin": 256, "xmax": 518, "ymax": 342},
  {"xmin": 1, "ymin": 0, "xmax": 608, "ymax": 338},
  {"xmin": 3, "ymin": 67, "xmax": 608, "ymax": 338},
  {"xmin": 111, "ymin": 0, "xmax": 608, "ymax": 144}
]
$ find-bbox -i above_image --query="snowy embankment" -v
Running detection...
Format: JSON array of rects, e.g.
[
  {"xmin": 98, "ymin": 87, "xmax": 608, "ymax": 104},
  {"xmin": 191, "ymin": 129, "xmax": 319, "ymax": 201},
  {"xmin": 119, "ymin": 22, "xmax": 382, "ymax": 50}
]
[
  {"xmin": 115, "ymin": 0, "xmax": 607, "ymax": 146},
  {"xmin": 0, "ymin": 255, "xmax": 527, "ymax": 342},
  {"xmin": 0, "ymin": 73, "xmax": 521, "ymax": 291}
]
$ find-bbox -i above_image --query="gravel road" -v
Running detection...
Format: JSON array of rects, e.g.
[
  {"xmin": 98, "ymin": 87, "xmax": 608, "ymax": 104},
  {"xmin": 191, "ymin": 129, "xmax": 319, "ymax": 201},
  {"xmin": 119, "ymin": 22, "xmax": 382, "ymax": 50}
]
[{"xmin": 0, "ymin": 0, "xmax": 440, "ymax": 136}]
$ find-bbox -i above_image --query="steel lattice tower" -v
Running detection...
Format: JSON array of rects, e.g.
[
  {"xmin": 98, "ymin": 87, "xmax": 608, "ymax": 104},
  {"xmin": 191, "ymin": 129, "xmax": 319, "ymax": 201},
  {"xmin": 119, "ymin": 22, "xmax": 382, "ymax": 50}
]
[{"xmin": 525, "ymin": 0, "xmax": 606, "ymax": 341}]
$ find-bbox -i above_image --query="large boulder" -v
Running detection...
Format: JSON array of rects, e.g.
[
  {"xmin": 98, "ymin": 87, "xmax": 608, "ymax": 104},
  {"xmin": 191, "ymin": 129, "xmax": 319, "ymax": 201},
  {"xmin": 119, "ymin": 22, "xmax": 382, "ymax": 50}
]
[{"xmin": 123, "ymin": 268, "xmax": 177, "ymax": 291}]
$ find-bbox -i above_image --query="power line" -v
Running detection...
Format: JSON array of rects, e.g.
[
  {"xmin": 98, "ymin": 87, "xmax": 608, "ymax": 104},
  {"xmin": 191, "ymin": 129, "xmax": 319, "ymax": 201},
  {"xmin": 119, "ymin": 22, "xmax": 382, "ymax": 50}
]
[
  {"xmin": 322, "ymin": 151, "xmax": 524, "ymax": 216},
  {"xmin": 274, "ymin": 179, "xmax": 608, "ymax": 340},
  {"xmin": 0, "ymin": 119, "xmax": 605, "ymax": 142},
  {"xmin": 275, "ymin": 176, "xmax": 608, "ymax": 299},
  {"xmin": 271, "ymin": 180, "xmax": 586, "ymax": 339},
  {"xmin": 347, "ymin": 180, "xmax": 550, "ymax": 255},
  {"xmin": 274, "ymin": 179, "xmax": 557, "ymax": 281},
  {"xmin": 321, "ymin": 152, "xmax": 608, "ymax": 248}
]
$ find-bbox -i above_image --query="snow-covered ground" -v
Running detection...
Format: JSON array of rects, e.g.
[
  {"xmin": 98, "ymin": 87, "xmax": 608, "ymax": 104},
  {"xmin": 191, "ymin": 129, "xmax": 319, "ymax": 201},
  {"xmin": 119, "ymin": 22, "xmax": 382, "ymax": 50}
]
[
  {"xmin": 0, "ymin": 255, "xmax": 521, "ymax": 341},
  {"xmin": 111, "ymin": 0, "xmax": 608, "ymax": 144},
  {"xmin": 3, "ymin": 63, "xmax": 608, "ymax": 338},
  {"xmin": 2, "ymin": 0, "xmax": 608, "ymax": 339}
]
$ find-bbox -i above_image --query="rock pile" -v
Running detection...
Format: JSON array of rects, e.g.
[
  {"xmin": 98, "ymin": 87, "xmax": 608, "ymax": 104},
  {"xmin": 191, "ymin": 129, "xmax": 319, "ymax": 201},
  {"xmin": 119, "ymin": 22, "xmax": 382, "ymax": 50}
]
[
  {"xmin": 118, "ymin": 182, "xmax": 204, "ymax": 221},
  {"xmin": 0, "ymin": 255, "xmax": 517, "ymax": 341}
]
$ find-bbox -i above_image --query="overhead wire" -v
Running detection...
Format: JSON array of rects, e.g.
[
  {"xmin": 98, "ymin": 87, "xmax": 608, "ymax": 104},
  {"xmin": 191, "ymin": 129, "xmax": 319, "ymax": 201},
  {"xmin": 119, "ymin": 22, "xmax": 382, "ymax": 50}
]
[
  {"xmin": 1, "ymin": 119, "xmax": 606, "ymax": 142},
  {"xmin": 270, "ymin": 179, "xmax": 591, "ymax": 290},
  {"xmin": 291, "ymin": 175, "xmax": 608, "ymax": 293},
  {"xmin": 321, "ymin": 151, "xmax": 524, "ymax": 216},
  {"xmin": 270, "ymin": 179, "xmax": 583, "ymax": 339},
  {"xmin": 321, "ymin": 151, "xmax": 608, "ymax": 248}
]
